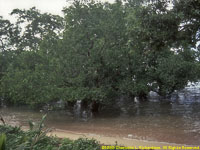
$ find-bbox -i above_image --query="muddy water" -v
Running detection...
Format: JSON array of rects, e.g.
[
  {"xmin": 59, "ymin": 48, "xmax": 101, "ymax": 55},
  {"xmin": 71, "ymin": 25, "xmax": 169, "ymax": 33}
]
[{"xmin": 0, "ymin": 85, "xmax": 200, "ymax": 145}]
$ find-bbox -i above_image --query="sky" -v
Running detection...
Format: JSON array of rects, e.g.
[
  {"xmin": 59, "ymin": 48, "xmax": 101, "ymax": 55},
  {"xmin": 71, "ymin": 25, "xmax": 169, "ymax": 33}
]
[
  {"xmin": 0, "ymin": 0, "xmax": 68, "ymax": 21},
  {"xmin": 0, "ymin": 0, "xmax": 114, "ymax": 22}
]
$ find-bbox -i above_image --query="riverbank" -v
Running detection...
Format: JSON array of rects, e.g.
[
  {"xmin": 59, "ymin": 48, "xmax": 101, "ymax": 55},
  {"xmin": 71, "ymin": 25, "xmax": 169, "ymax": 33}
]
[
  {"xmin": 1, "ymin": 114, "xmax": 198, "ymax": 149},
  {"xmin": 1, "ymin": 105, "xmax": 200, "ymax": 147},
  {"xmin": 1, "ymin": 97, "xmax": 200, "ymax": 146},
  {"xmin": 2, "ymin": 123, "xmax": 197, "ymax": 150},
  {"xmin": 47, "ymin": 128, "xmax": 192, "ymax": 148}
]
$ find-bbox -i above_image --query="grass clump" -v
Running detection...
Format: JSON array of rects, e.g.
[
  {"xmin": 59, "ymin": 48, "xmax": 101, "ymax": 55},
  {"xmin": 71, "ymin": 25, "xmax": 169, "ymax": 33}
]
[{"xmin": 0, "ymin": 115, "xmax": 100, "ymax": 150}]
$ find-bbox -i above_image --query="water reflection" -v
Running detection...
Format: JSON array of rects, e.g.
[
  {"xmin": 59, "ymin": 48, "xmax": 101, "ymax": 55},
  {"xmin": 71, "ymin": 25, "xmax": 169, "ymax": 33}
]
[{"xmin": 0, "ymin": 86, "xmax": 200, "ymax": 145}]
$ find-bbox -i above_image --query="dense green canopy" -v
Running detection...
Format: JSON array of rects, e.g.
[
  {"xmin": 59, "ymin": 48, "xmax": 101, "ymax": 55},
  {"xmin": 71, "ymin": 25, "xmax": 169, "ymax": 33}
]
[{"xmin": 0, "ymin": 0, "xmax": 200, "ymax": 107}]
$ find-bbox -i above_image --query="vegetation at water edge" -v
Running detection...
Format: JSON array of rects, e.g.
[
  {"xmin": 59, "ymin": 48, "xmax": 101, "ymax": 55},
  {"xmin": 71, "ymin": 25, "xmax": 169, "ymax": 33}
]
[{"xmin": 0, "ymin": 0, "xmax": 200, "ymax": 109}]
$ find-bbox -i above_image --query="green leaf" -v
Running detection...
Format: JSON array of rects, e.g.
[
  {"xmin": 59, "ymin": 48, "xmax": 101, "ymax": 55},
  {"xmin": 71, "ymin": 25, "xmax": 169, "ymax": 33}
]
[{"xmin": 0, "ymin": 134, "xmax": 6, "ymax": 150}]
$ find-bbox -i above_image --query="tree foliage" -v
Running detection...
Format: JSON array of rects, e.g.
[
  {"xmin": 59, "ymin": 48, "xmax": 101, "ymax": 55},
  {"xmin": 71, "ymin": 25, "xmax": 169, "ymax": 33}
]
[
  {"xmin": 0, "ymin": 0, "xmax": 200, "ymax": 107},
  {"xmin": 10, "ymin": 7, "xmax": 64, "ymax": 51}
]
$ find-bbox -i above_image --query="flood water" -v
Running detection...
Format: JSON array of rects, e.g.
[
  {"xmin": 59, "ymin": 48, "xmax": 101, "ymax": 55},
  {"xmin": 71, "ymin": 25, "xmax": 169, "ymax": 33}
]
[{"xmin": 1, "ymin": 85, "xmax": 200, "ymax": 145}]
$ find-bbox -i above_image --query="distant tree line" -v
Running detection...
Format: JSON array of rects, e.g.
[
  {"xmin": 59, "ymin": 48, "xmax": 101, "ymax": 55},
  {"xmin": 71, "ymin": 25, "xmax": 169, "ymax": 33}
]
[{"xmin": 0, "ymin": 0, "xmax": 200, "ymax": 108}]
